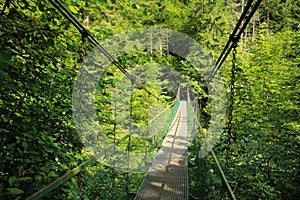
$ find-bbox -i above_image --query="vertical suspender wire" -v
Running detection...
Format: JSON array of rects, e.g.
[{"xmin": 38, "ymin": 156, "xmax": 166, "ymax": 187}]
[
  {"xmin": 225, "ymin": 37, "xmax": 238, "ymax": 176},
  {"xmin": 77, "ymin": 33, "xmax": 87, "ymax": 200},
  {"xmin": 112, "ymin": 97, "xmax": 117, "ymax": 188},
  {"xmin": 197, "ymin": 95, "xmax": 205, "ymax": 200},
  {"xmin": 145, "ymin": 93, "xmax": 151, "ymax": 166},
  {"xmin": 113, "ymin": 96, "xmax": 117, "ymax": 145},
  {"xmin": 126, "ymin": 81, "xmax": 134, "ymax": 195}
]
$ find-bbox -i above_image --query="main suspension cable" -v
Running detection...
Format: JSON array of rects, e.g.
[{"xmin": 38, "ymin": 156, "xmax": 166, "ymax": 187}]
[
  {"xmin": 206, "ymin": 0, "xmax": 262, "ymax": 84},
  {"xmin": 48, "ymin": 0, "xmax": 160, "ymax": 100}
]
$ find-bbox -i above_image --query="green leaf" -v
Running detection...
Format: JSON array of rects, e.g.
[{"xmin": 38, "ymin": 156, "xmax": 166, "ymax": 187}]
[
  {"xmin": 68, "ymin": 5, "xmax": 78, "ymax": 14},
  {"xmin": 8, "ymin": 176, "xmax": 17, "ymax": 186},
  {"xmin": 7, "ymin": 187, "xmax": 24, "ymax": 195},
  {"xmin": 0, "ymin": 69, "xmax": 9, "ymax": 78},
  {"xmin": 35, "ymin": 175, "xmax": 43, "ymax": 181},
  {"xmin": 74, "ymin": 154, "xmax": 84, "ymax": 160},
  {"xmin": 22, "ymin": 141, "xmax": 28, "ymax": 150},
  {"xmin": 19, "ymin": 177, "xmax": 32, "ymax": 181},
  {"xmin": 49, "ymin": 171, "xmax": 58, "ymax": 178}
]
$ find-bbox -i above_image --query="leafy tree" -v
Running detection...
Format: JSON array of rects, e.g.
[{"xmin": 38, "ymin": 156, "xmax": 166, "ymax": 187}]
[
  {"xmin": 0, "ymin": 1, "xmax": 84, "ymax": 198},
  {"xmin": 183, "ymin": 0, "xmax": 231, "ymax": 58},
  {"xmin": 218, "ymin": 28, "xmax": 300, "ymax": 199},
  {"xmin": 1, "ymin": 0, "xmax": 299, "ymax": 199}
]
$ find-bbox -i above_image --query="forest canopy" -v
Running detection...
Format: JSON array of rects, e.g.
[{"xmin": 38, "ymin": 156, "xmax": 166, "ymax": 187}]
[{"xmin": 0, "ymin": 0, "xmax": 299, "ymax": 199}]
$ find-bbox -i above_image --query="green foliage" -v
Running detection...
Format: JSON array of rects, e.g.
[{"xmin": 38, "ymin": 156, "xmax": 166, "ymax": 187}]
[
  {"xmin": 1, "ymin": 0, "xmax": 299, "ymax": 199},
  {"xmin": 0, "ymin": 1, "xmax": 82, "ymax": 199},
  {"xmin": 183, "ymin": 0, "xmax": 231, "ymax": 57},
  {"xmin": 217, "ymin": 29, "xmax": 300, "ymax": 199},
  {"xmin": 259, "ymin": 0, "xmax": 300, "ymax": 31}
]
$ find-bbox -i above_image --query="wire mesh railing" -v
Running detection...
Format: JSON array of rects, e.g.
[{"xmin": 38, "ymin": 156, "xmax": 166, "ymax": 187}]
[
  {"xmin": 148, "ymin": 96, "xmax": 180, "ymax": 148},
  {"xmin": 26, "ymin": 87, "xmax": 181, "ymax": 200},
  {"xmin": 187, "ymin": 92, "xmax": 237, "ymax": 200}
]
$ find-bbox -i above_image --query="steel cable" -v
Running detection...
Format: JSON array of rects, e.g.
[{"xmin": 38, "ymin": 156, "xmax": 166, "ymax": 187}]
[
  {"xmin": 206, "ymin": 0, "xmax": 262, "ymax": 84},
  {"xmin": 48, "ymin": 0, "xmax": 159, "ymax": 100}
]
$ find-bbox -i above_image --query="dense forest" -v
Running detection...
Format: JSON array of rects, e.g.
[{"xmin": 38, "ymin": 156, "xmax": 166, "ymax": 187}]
[{"xmin": 0, "ymin": 0, "xmax": 299, "ymax": 199}]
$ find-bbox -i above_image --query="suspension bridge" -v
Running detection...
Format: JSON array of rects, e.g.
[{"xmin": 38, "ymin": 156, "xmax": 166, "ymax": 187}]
[
  {"xmin": 25, "ymin": 0, "xmax": 263, "ymax": 199},
  {"xmin": 27, "ymin": 88, "xmax": 236, "ymax": 200},
  {"xmin": 135, "ymin": 100, "xmax": 188, "ymax": 200}
]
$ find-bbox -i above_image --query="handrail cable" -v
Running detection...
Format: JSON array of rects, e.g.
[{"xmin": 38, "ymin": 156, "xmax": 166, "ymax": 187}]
[
  {"xmin": 27, "ymin": 88, "xmax": 180, "ymax": 199},
  {"xmin": 34, "ymin": 1, "xmax": 262, "ymax": 199},
  {"xmin": 147, "ymin": 87, "xmax": 180, "ymax": 124},
  {"xmin": 26, "ymin": 135, "xmax": 130, "ymax": 200},
  {"xmin": 210, "ymin": 150, "xmax": 237, "ymax": 200},
  {"xmin": 187, "ymin": 95, "xmax": 237, "ymax": 200},
  {"xmin": 48, "ymin": 0, "xmax": 160, "ymax": 100}
]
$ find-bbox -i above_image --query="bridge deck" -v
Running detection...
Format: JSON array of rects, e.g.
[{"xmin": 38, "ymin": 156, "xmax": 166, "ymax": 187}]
[{"xmin": 135, "ymin": 101, "xmax": 188, "ymax": 200}]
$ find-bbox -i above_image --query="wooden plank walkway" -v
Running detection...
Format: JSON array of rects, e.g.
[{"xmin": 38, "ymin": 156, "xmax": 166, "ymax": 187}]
[{"xmin": 135, "ymin": 101, "xmax": 188, "ymax": 200}]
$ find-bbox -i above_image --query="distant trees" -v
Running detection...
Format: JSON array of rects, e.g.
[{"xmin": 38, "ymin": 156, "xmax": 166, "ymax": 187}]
[{"xmin": 0, "ymin": 0, "xmax": 299, "ymax": 199}]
